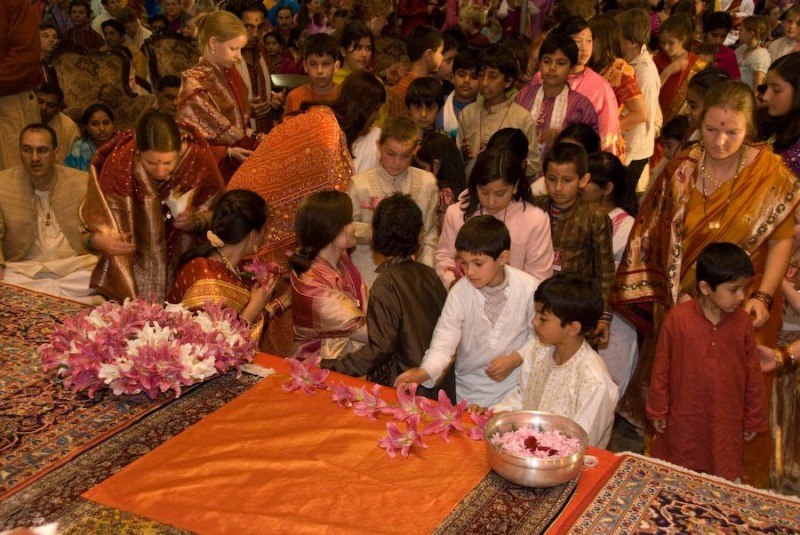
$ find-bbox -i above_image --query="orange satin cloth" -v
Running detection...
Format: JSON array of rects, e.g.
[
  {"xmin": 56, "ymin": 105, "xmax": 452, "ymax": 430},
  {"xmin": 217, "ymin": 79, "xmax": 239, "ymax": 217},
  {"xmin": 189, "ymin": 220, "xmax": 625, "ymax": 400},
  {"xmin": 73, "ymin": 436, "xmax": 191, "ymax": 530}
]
[
  {"xmin": 84, "ymin": 354, "xmax": 489, "ymax": 534},
  {"xmin": 84, "ymin": 353, "xmax": 619, "ymax": 533}
]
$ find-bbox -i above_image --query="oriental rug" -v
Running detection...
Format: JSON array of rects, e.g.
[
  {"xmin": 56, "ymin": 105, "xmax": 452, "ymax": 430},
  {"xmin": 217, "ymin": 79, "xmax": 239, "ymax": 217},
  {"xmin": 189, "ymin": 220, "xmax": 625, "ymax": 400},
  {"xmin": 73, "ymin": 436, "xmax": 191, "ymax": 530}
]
[
  {"xmin": 565, "ymin": 452, "xmax": 800, "ymax": 533},
  {"xmin": 3, "ymin": 284, "xmax": 180, "ymax": 499},
  {"xmin": 0, "ymin": 371, "xmax": 259, "ymax": 533},
  {"xmin": 433, "ymin": 471, "xmax": 578, "ymax": 535}
]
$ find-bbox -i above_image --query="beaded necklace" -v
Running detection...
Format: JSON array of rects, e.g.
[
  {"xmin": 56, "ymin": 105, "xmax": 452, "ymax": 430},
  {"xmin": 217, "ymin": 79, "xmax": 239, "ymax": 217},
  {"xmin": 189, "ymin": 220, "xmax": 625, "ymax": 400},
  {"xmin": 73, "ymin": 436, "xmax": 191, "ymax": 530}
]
[{"xmin": 699, "ymin": 146, "xmax": 747, "ymax": 230}]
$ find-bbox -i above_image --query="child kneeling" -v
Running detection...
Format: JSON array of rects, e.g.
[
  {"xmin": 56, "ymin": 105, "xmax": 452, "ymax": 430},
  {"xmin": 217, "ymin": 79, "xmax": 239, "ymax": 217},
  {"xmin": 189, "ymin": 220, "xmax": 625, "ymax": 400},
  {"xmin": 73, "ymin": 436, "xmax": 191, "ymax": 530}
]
[{"xmin": 484, "ymin": 272, "xmax": 618, "ymax": 448}]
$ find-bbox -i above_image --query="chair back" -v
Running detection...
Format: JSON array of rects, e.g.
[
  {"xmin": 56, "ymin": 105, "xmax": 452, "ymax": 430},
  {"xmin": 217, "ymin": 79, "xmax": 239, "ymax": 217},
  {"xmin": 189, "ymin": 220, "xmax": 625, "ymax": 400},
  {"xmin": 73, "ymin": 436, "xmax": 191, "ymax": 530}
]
[
  {"xmin": 144, "ymin": 31, "xmax": 200, "ymax": 87},
  {"xmin": 50, "ymin": 44, "xmax": 156, "ymax": 130}
]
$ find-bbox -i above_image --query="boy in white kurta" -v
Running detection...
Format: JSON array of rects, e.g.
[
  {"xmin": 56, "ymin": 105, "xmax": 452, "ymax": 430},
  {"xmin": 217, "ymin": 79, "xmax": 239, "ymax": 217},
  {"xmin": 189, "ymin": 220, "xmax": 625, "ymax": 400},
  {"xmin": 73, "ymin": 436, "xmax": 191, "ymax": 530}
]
[
  {"xmin": 490, "ymin": 272, "xmax": 618, "ymax": 447},
  {"xmin": 395, "ymin": 215, "xmax": 539, "ymax": 407},
  {"xmin": 348, "ymin": 116, "xmax": 439, "ymax": 287}
]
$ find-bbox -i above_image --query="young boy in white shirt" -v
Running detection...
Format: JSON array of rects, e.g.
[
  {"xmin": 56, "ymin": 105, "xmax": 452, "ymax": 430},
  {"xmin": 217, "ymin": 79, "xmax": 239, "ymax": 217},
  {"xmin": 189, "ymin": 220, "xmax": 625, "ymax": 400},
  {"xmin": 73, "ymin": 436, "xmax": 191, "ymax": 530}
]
[
  {"xmin": 480, "ymin": 272, "xmax": 618, "ymax": 448},
  {"xmin": 395, "ymin": 215, "xmax": 539, "ymax": 407}
]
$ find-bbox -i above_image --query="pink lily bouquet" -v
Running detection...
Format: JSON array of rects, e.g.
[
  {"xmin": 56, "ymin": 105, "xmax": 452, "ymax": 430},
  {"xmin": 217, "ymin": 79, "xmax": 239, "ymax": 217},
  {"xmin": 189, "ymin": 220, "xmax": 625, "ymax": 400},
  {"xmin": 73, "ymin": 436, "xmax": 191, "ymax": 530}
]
[
  {"xmin": 242, "ymin": 255, "xmax": 286, "ymax": 288},
  {"xmin": 283, "ymin": 357, "xmax": 493, "ymax": 458},
  {"xmin": 40, "ymin": 297, "xmax": 256, "ymax": 400}
]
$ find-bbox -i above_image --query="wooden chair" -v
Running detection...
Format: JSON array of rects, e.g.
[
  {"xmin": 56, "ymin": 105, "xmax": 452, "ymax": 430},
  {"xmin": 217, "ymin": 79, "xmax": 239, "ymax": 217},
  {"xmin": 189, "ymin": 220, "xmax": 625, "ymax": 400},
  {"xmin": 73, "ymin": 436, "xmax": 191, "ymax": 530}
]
[
  {"xmin": 49, "ymin": 44, "xmax": 156, "ymax": 130},
  {"xmin": 143, "ymin": 31, "xmax": 200, "ymax": 87}
]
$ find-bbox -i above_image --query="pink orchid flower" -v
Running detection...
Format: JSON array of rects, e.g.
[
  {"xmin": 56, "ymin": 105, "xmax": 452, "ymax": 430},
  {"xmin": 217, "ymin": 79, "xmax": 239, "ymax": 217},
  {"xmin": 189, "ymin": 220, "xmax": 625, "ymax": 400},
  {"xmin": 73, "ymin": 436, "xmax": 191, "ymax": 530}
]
[
  {"xmin": 420, "ymin": 390, "xmax": 466, "ymax": 443},
  {"xmin": 467, "ymin": 409, "xmax": 494, "ymax": 440},
  {"xmin": 352, "ymin": 383, "xmax": 388, "ymax": 421},
  {"xmin": 242, "ymin": 255, "xmax": 286, "ymax": 287},
  {"xmin": 331, "ymin": 381, "xmax": 359, "ymax": 408},
  {"xmin": 378, "ymin": 414, "xmax": 426, "ymax": 458},
  {"xmin": 359, "ymin": 195, "xmax": 382, "ymax": 211},
  {"xmin": 384, "ymin": 382, "xmax": 426, "ymax": 422},
  {"xmin": 283, "ymin": 356, "xmax": 330, "ymax": 395}
]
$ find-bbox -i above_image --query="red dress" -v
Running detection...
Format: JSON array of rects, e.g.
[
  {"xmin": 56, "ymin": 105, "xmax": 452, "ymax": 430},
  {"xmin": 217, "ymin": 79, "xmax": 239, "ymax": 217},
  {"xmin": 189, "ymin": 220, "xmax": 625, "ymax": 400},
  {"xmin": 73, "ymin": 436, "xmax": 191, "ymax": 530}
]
[{"xmin": 647, "ymin": 300, "xmax": 768, "ymax": 481}]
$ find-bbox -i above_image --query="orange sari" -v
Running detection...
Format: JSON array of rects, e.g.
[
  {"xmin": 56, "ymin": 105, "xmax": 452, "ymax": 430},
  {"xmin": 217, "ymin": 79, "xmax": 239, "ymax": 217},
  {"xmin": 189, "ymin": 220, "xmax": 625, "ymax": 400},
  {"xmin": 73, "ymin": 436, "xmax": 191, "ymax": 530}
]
[
  {"xmin": 227, "ymin": 106, "xmax": 354, "ymax": 355},
  {"xmin": 612, "ymin": 143, "xmax": 800, "ymax": 488}
]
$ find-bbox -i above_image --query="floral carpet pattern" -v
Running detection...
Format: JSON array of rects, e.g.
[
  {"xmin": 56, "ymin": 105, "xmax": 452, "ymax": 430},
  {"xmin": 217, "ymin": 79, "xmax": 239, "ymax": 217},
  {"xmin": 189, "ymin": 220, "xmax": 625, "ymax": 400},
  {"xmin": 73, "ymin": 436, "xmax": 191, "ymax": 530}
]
[
  {"xmin": 566, "ymin": 452, "xmax": 800, "ymax": 533},
  {"xmin": 2, "ymin": 284, "xmax": 180, "ymax": 499},
  {"xmin": 433, "ymin": 471, "xmax": 578, "ymax": 534},
  {"xmin": 0, "ymin": 370, "xmax": 259, "ymax": 532}
]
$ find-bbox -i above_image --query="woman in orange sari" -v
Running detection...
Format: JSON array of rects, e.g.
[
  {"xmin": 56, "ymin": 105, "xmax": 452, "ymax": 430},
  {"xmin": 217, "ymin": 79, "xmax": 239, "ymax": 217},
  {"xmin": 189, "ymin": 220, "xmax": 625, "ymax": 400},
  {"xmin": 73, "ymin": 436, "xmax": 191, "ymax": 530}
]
[
  {"xmin": 227, "ymin": 70, "xmax": 386, "ymax": 355},
  {"xmin": 169, "ymin": 190, "xmax": 278, "ymax": 341},
  {"xmin": 82, "ymin": 111, "xmax": 224, "ymax": 303},
  {"xmin": 613, "ymin": 81, "xmax": 800, "ymax": 488},
  {"xmin": 177, "ymin": 10, "xmax": 257, "ymax": 182}
]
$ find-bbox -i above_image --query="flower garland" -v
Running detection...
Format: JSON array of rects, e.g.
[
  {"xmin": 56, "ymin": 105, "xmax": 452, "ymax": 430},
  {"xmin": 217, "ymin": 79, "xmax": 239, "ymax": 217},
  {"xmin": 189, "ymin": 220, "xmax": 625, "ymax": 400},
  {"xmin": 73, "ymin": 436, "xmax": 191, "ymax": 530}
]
[
  {"xmin": 40, "ymin": 297, "xmax": 256, "ymax": 400},
  {"xmin": 283, "ymin": 356, "xmax": 493, "ymax": 458}
]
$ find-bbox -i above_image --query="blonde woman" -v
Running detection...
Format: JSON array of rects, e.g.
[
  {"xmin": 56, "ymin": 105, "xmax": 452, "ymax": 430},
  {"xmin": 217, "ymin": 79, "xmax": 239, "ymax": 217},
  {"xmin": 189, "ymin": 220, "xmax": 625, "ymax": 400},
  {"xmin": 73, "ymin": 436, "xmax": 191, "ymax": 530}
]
[{"xmin": 177, "ymin": 10, "xmax": 258, "ymax": 182}]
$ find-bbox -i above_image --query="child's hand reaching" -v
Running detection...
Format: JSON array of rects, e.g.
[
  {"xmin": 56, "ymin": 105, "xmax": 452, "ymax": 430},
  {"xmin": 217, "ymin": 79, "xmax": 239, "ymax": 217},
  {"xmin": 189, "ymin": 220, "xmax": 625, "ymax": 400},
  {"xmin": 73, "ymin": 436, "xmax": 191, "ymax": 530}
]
[
  {"xmin": 485, "ymin": 352, "xmax": 522, "ymax": 382},
  {"xmin": 593, "ymin": 322, "xmax": 610, "ymax": 348},
  {"xmin": 466, "ymin": 403, "xmax": 488, "ymax": 415},
  {"xmin": 652, "ymin": 419, "xmax": 666, "ymax": 433},
  {"xmin": 394, "ymin": 367, "xmax": 431, "ymax": 387}
]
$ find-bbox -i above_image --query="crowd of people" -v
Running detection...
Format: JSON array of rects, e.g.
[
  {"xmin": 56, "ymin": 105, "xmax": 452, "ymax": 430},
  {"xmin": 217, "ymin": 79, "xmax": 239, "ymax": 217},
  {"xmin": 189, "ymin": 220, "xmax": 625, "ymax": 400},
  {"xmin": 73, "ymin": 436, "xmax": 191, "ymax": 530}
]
[{"xmin": 2, "ymin": 0, "xmax": 800, "ymax": 493}]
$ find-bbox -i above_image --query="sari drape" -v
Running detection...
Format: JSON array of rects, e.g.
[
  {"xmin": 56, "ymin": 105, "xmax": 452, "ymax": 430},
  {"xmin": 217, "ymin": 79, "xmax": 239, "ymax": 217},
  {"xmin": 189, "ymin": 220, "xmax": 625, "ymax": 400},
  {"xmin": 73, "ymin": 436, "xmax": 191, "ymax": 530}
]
[
  {"xmin": 227, "ymin": 105, "xmax": 354, "ymax": 355},
  {"xmin": 168, "ymin": 257, "xmax": 264, "ymax": 341},
  {"xmin": 612, "ymin": 143, "xmax": 800, "ymax": 488},
  {"xmin": 291, "ymin": 252, "xmax": 368, "ymax": 361},
  {"xmin": 654, "ymin": 52, "xmax": 708, "ymax": 123},
  {"xmin": 82, "ymin": 127, "xmax": 224, "ymax": 303}
]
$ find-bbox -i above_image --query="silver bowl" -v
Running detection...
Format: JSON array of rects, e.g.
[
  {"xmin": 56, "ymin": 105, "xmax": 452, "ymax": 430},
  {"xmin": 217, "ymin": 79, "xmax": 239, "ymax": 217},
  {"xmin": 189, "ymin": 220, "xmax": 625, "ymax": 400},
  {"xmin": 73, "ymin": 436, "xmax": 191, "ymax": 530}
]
[{"xmin": 483, "ymin": 411, "xmax": 588, "ymax": 487}]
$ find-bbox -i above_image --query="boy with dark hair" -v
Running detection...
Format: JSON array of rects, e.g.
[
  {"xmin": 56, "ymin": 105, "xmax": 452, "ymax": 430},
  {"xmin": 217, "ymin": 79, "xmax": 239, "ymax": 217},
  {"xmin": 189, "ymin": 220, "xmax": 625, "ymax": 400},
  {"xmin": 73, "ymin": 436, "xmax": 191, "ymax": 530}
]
[
  {"xmin": 156, "ymin": 75, "xmax": 182, "ymax": 116},
  {"xmin": 35, "ymin": 83, "xmax": 79, "ymax": 165},
  {"xmin": 457, "ymin": 44, "xmax": 540, "ymax": 178},
  {"xmin": 283, "ymin": 33, "xmax": 340, "ymax": 116},
  {"xmin": 406, "ymin": 77, "xmax": 444, "ymax": 136},
  {"xmin": 396, "ymin": 215, "xmax": 540, "ymax": 407},
  {"xmin": 534, "ymin": 142, "xmax": 615, "ymax": 345},
  {"xmin": 435, "ymin": 33, "xmax": 460, "ymax": 94},
  {"xmin": 63, "ymin": 0, "xmax": 104, "ymax": 50},
  {"xmin": 385, "ymin": 25, "xmax": 444, "ymax": 119},
  {"xmin": 322, "ymin": 194, "xmax": 451, "ymax": 400},
  {"xmin": 483, "ymin": 272, "xmax": 618, "ymax": 447},
  {"xmin": 648, "ymin": 242, "xmax": 768, "ymax": 482},
  {"xmin": 515, "ymin": 32, "xmax": 598, "ymax": 161},
  {"xmin": 437, "ymin": 48, "xmax": 480, "ymax": 139}
]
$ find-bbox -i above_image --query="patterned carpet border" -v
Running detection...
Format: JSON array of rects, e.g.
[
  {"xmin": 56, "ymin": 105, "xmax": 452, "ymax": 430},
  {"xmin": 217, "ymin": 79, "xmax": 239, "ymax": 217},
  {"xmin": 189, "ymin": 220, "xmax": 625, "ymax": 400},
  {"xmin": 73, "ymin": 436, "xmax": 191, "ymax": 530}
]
[
  {"xmin": 0, "ymin": 372, "xmax": 260, "ymax": 533},
  {"xmin": 0, "ymin": 284, "xmax": 176, "ymax": 500},
  {"xmin": 433, "ymin": 471, "xmax": 578, "ymax": 535},
  {"xmin": 566, "ymin": 452, "xmax": 800, "ymax": 534}
]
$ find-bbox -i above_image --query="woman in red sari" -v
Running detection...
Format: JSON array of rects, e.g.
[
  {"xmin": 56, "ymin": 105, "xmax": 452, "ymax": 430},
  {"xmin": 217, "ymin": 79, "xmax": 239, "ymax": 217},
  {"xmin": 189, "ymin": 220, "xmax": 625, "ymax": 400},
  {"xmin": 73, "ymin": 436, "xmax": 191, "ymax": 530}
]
[
  {"xmin": 177, "ymin": 10, "xmax": 257, "ymax": 182},
  {"xmin": 82, "ymin": 111, "xmax": 224, "ymax": 303},
  {"xmin": 169, "ymin": 190, "xmax": 278, "ymax": 341},
  {"xmin": 289, "ymin": 190, "xmax": 368, "ymax": 361},
  {"xmin": 613, "ymin": 81, "xmax": 800, "ymax": 488}
]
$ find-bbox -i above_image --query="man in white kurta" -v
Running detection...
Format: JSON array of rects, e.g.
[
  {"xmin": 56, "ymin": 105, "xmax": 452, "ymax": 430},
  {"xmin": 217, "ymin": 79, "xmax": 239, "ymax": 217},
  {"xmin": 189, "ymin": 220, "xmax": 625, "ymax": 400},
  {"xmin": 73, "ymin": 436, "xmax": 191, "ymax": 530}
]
[
  {"xmin": 417, "ymin": 265, "xmax": 539, "ymax": 407},
  {"xmin": 493, "ymin": 337, "xmax": 618, "ymax": 448},
  {"xmin": 0, "ymin": 125, "xmax": 100, "ymax": 304}
]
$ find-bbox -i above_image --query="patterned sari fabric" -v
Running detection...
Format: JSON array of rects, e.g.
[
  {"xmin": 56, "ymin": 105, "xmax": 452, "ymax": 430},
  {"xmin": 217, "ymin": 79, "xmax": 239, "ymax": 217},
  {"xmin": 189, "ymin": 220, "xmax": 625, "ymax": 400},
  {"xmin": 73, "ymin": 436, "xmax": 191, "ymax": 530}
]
[
  {"xmin": 654, "ymin": 51, "xmax": 708, "ymax": 123},
  {"xmin": 612, "ymin": 143, "xmax": 800, "ymax": 487},
  {"xmin": 177, "ymin": 58, "xmax": 256, "ymax": 181},
  {"xmin": 168, "ymin": 257, "xmax": 264, "ymax": 341},
  {"xmin": 82, "ymin": 128, "xmax": 224, "ymax": 303},
  {"xmin": 290, "ymin": 252, "xmax": 368, "ymax": 361},
  {"xmin": 227, "ymin": 106, "xmax": 355, "ymax": 355}
]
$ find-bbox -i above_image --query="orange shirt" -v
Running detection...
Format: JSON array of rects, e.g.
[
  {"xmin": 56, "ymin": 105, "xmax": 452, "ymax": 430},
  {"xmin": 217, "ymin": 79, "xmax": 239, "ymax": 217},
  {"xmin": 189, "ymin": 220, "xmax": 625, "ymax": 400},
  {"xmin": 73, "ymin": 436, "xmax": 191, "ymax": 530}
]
[{"xmin": 282, "ymin": 83, "xmax": 339, "ymax": 117}]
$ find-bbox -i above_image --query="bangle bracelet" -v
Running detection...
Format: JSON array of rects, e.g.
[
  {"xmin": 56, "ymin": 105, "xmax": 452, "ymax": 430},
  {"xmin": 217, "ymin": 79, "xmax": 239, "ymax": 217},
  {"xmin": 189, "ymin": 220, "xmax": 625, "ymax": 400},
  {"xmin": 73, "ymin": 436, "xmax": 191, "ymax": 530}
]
[
  {"xmin": 269, "ymin": 298, "xmax": 284, "ymax": 315},
  {"xmin": 751, "ymin": 291, "xmax": 774, "ymax": 311},
  {"xmin": 774, "ymin": 348, "xmax": 786, "ymax": 370},
  {"xmin": 776, "ymin": 345, "xmax": 795, "ymax": 369}
]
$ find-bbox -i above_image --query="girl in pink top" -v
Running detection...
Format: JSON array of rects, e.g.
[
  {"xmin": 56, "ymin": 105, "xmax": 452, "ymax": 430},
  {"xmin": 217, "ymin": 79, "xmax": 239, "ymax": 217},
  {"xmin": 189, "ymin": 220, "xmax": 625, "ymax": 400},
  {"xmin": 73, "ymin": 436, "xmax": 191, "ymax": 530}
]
[{"xmin": 435, "ymin": 135, "xmax": 553, "ymax": 289}]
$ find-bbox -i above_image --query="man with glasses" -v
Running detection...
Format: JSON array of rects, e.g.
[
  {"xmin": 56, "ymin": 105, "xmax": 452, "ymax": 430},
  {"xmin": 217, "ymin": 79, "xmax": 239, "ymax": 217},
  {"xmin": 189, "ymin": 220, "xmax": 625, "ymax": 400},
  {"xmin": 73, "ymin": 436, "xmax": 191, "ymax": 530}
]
[{"xmin": 0, "ymin": 124, "xmax": 100, "ymax": 303}]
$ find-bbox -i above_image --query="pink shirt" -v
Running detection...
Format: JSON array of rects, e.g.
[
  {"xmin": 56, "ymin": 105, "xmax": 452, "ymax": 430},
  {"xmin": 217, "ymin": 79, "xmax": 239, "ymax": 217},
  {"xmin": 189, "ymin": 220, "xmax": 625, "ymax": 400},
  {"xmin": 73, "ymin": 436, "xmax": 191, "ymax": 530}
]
[{"xmin": 434, "ymin": 195, "xmax": 554, "ymax": 288}]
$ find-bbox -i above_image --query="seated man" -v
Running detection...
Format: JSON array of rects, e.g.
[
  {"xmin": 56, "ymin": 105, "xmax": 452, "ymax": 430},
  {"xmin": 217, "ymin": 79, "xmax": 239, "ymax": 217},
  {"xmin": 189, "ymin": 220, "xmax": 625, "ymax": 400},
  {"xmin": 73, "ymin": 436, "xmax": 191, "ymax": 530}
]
[
  {"xmin": 36, "ymin": 83, "xmax": 80, "ymax": 165},
  {"xmin": 0, "ymin": 124, "xmax": 101, "ymax": 304}
]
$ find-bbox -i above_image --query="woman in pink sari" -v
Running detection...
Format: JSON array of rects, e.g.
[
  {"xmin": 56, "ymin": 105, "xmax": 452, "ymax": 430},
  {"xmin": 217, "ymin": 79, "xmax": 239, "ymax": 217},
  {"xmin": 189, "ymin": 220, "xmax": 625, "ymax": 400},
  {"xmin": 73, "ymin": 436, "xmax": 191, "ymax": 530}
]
[{"xmin": 289, "ymin": 191, "xmax": 368, "ymax": 361}]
